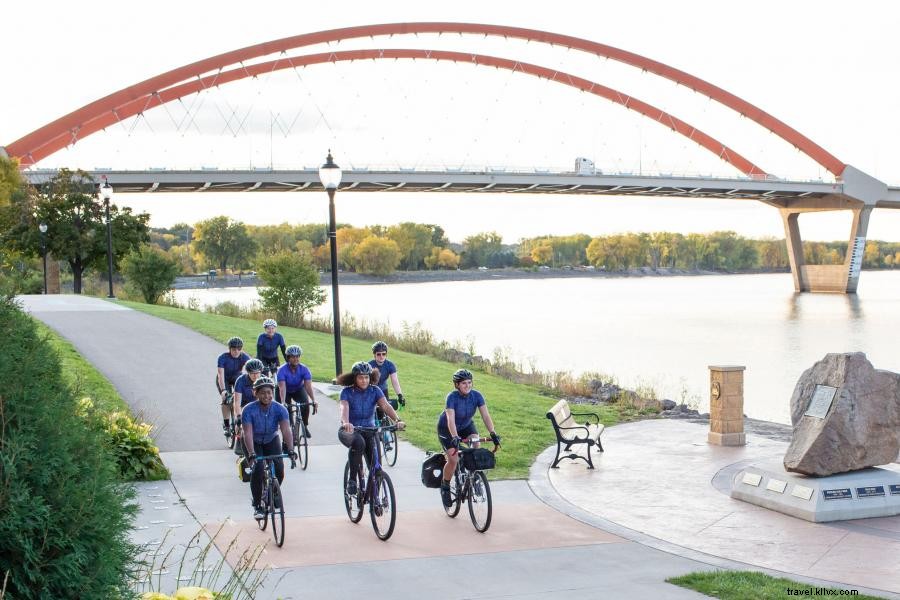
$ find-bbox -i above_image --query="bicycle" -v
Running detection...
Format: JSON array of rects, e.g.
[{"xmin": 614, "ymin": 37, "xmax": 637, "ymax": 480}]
[
  {"xmin": 254, "ymin": 452, "xmax": 296, "ymax": 548},
  {"xmin": 221, "ymin": 390, "xmax": 236, "ymax": 449},
  {"xmin": 287, "ymin": 400, "xmax": 317, "ymax": 470},
  {"xmin": 375, "ymin": 412, "xmax": 399, "ymax": 468},
  {"xmin": 443, "ymin": 437, "xmax": 499, "ymax": 533},
  {"xmin": 262, "ymin": 363, "xmax": 282, "ymax": 403},
  {"xmin": 342, "ymin": 424, "xmax": 400, "ymax": 541}
]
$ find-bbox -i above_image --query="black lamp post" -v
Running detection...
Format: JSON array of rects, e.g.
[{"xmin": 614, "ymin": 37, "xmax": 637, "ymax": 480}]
[
  {"xmin": 318, "ymin": 151, "xmax": 343, "ymax": 377},
  {"xmin": 38, "ymin": 222, "xmax": 48, "ymax": 294},
  {"xmin": 100, "ymin": 178, "xmax": 115, "ymax": 298}
]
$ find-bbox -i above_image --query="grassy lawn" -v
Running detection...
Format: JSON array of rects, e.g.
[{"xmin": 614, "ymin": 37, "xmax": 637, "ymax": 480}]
[
  {"xmin": 668, "ymin": 571, "xmax": 886, "ymax": 599},
  {"xmin": 34, "ymin": 319, "xmax": 131, "ymax": 415},
  {"xmin": 121, "ymin": 300, "xmax": 622, "ymax": 479}
]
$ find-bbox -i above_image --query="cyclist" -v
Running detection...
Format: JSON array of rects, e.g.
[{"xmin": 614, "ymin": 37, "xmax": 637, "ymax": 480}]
[
  {"xmin": 216, "ymin": 337, "xmax": 251, "ymax": 435},
  {"xmin": 257, "ymin": 319, "xmax": 287, "ymax": 375},
  {"xmin": 276, "ymin": 345, "xmax": 317, "ymax": 437},
  {"xmin": 232, "ymin": 358, "xmax": 264, "ymax": 455},
  {"xmin": 368, "ymin": 341, "xmax": 405, "ymax": 410},
  {"xmin": 241, "ymin": 376, "xmax": 296, "ymax": 520},
  {"xmin": 337, "ymin": 361, "xmax": 405, "ymax": 495},
  {"xmin": 436, "ymin": 369, "xmax": 501, "ymax": 507}
]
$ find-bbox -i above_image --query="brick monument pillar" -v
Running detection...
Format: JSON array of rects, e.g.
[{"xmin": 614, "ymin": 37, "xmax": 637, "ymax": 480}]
[
  {"xmin": 708, "ymin": 365, "xmax": 746, "ymax": 446},
  {"xmin": 47, "ymin": 254, "xmax": 61, "ymax": 294}
]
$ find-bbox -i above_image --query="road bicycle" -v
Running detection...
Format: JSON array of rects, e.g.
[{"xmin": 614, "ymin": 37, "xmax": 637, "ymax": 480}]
[
  {"xmin": 443, "ymin": 437, "xmax": 499, "ymax": 533},
  {"xmin": 287, "ymin": 400, "xmax": 316, "ymax": 470},
  {"xmin": 254, "ymin": 452, "xmax": 296, "ymax": 548},
  {"xmin": 262, "ymin": 362, "xmax": 282, "ymax": 403},
  {"xmin": 221, "ymin": 390, "xmax": 236, "ymax": 449},
  {"xmin": 374, "ymin": 413, "xmax": 399, "ymax": 467},
  {"xmin": 342, "ymin": 424, "xmax": 400, "ymax": 541}
]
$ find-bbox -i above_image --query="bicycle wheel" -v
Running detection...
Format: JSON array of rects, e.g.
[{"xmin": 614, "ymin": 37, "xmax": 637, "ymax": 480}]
[
  {"xmin": 225, "ymin": 404, "xmax": 236, "ymax": 449},
  {"xmin": 467, "ymin": 471, "xmax": 493, "ymax": 533},
  {"xmin": 382, "ymin": 426, "xmax": 398, "ymax": 467},
  {"xmin": 342, "ymin": 462, "xmax": 364, "ymax": 523},
  {"xmin": 270, "ymin": 478, "xmax": 285, "ymax": 547},
  {"xmin": 295, "ymin": 421, "xmax": 309, "ymax": 470},
  {"xmin": 370, "ymin": 471, "xmax": 396, "ymax": 541},
  {"xmin": 257, "ymin": 477, "xmax": 269, "ymax": 531},
  {"xmin": 443, "ymin": 469, "xmax": 462, "ymax": 518}
]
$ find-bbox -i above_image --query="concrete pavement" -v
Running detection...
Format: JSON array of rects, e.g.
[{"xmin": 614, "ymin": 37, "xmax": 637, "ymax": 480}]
[{"xmin": 26, "ymin": 294, "xmax": 897, "ymax": 599}]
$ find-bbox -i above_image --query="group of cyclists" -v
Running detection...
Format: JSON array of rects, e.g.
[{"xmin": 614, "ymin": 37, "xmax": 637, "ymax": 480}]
[{"xmin": 215, "ymin": 319, "xmax": 501, "ymax": 521}]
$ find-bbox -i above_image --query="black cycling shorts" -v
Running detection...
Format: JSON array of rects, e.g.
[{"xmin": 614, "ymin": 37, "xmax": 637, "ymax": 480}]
[{"xmin": 437, "ymin": 422, "xmax": 478, "ymax": 451}]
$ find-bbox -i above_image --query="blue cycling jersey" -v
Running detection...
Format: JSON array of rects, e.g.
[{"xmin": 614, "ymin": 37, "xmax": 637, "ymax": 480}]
[
  {"xmin": 368, "ymin": 358, "xmax": 397, "ymax": 396},
  {"xmin": 277, "ymin": 362, "xmax": 312, "ymax": 393},
  {"xmin": 241, "ymin": 400, "xmax": 289, "ymax": 445},
  {"xmin": 341, "ymin": 385, "xmax": 385, "ymax": 427},
  {"xmin": 217, "ymin": 351, "xmax": 251, "ymax": 385},
  {"xmin": 437, "ymin": 389, "xmax": 485, "ymax": 432},
  {"xmin": 233, "ymin": 373, "xmax": 256, "ymax": 407},
  {"xmin": 257, "ymin": 332, "xmax": 286, "ymax": 362}
]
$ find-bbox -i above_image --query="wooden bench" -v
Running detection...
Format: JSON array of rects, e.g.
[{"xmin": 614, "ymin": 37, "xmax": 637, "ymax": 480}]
[{"xmin": 546, "ymin": 399, "xmax": 605, "ymax": 469}]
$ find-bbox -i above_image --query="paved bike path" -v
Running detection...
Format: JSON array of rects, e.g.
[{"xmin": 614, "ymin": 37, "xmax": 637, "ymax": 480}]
[{"xmin": 21, "ymin": 295, "xmax": 713, "ymax": 599}]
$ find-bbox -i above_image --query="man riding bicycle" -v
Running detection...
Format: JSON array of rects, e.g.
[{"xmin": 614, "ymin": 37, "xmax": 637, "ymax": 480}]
[
  {"xmin": 276, "ymin": 345, "xmax": 318, "ymax": 437},
  {"xmin": 216, "ymin": 337, "xmax": 251, "ymax": 435},
  {"xmin": 437, "ymin": 369, "xmax": 501, "ymax": 507},
  {"xmin": 257, "ymin": 319, "xmax": 287, "ymax": 375},
  {"xmin": 337, "ymin": 362, "xmax": 405, "ymax": 496},
  {"xmin": 241, "ymin": 376, "xmax": 297, "ymax": 520}
]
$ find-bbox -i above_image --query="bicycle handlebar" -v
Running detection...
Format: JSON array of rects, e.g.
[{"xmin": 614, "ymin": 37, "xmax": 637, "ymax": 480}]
[
  {"xmin": 458, "ymin": 437, "xmax": 501, "ymax": 452},
  {"xmin": 254, "ymin": 453, "xmax": 297, "ymax": 469},
  {"xmin": 352, "ymin": 424, "xmax": 402, "ymax": 433}
]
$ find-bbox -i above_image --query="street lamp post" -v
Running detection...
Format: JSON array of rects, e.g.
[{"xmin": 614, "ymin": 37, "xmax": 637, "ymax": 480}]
[
  {"xmin": 318, "ymin": 151, "xmax": 343, "ymax": 377},
  {"xmin": 38, "ymin": 222, "xmax": 48, "ymax": 294},
  {"xmin": 100, "ymin": 179, "xmax": 115, "ymax": 299}
]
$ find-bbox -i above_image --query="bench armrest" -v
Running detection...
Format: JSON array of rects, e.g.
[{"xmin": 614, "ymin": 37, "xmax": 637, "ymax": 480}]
[{"xmin": 569, "ymin": 411, "xmax": 600, "ymax": 424}]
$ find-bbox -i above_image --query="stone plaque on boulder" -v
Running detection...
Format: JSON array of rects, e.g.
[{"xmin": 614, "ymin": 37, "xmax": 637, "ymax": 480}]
[{"xmin": 783, "ymin": 352, "xmax": 900, "ymax": 477}]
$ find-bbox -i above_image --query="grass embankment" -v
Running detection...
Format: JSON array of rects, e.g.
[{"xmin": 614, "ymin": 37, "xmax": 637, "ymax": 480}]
[
  {"xmin": 122, "ymin": 300, "xmax": 620, "ymax": 479},
  {"xmin": 668, "ymin": 571, "xmax": 885, "ymax": 599}
]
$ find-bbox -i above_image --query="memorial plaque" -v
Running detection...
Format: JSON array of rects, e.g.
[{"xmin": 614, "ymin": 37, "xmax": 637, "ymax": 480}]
[
  {"xmin": 822, "ymin": 488, "xmax": 852, "ymax": 500},
  {"xmin": 741, "ymin": 472, "xmax": 762, "ymax": 487},
  {"xmin": 856, "ymin": 486, "xmax": 885, "ymax": 498},
  {"xmin": 804, "ymin": 385, "xmax": 837, "ymax": 419},
  {"xmin": 790, "ymin": 484, "xmax": 814, "ymax": 501},
  {"xmin": 890, "ymin": 484, "xmax": 900, "ymax": 496},
  {"xmin": 766, "ymin": 479, "xmax": 787, "ymax": 493}
]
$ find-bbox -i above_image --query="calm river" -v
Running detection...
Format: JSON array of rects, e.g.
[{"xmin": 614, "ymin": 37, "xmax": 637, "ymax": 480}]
[{"xmin": 172, "ymin": 271, "xmax": 900, "ymax": 424}]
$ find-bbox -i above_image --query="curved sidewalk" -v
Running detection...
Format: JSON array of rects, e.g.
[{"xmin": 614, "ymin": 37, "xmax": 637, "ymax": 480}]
[{"xmin": 530, "ymin": 419, "xmax": 900, "ymax": 599}]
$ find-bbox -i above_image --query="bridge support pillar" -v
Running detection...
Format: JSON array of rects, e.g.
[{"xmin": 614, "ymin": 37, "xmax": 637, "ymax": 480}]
[{"xmin": 780, "ymin": 206, "xmax": 872, "ymax": 293}]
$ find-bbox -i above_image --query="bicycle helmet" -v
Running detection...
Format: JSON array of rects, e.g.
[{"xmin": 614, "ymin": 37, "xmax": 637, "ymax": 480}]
[
  {"xmin": 371, "ymin": 341, "xmax": 388, "ymax": 354},
  {"xmin": 244, "ymin": 358, "xmax": 264, "ymax": 373},
  {"xmin": 452, "ymin": 368, "xmax": 473, "ymax": 384},
  {"xmin": 351, "ymin": 361, "xmax": 373, "ymax": 376},
  {"xmin": 263, "ymin": 319, "xmax": 277, "ymax": 328},
  {"xmin": 285, "ymin": 345, "xmax": 302, "ymax": 357},
  {"xmin": 253, "ymin": 376, "xmax": 275, "ymax": 391},
  {"xmin": 227, "ymin": 336, "xmax": 244, "ymax": 348}
]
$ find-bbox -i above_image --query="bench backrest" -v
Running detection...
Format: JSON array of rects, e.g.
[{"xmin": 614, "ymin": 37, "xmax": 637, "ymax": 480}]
[{"xmin": 547, "ymin": 400, "xmax": 573, "ymax": 428}]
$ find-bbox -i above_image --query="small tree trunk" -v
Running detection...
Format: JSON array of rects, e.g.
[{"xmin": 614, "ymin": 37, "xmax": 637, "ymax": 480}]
[{"xmin": 72, "ymin": 266, "xmax": 83, "ymax": 294}]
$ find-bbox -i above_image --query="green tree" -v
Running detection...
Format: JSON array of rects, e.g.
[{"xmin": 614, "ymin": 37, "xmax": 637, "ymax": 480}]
[
  {"xmin": 387, "ymin": 222, "xmax": 435, "ymax": 270},
  {"xmin": 2, "ymin": 169, "xmax": 149, "ymax": 293},
  {"xmin": 462, "ymin": 232, "xmax": 504, "ymax": 268},
  {"xmin": 193, "ymin": 216, "xmax": 258, "ymax": 271},
  {"xmin": 256, "ymin": 251, "xmax": 325, "ymax": 325},
  {"xmin": 122, "ymin": 245, "xmax": 180, "ymax": 304},
  {"xmin": 351, "ymin": 236, "xmax": 402, "ymax": 275},
  {"xmin": 0, "ymin": 155, "xmax": 26, "ymax": 206}
]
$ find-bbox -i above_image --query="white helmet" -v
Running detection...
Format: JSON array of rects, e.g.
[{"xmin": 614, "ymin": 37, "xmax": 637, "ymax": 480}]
[{"xmin": 263, "ymin": 319, "xmax": 277, "ymax": 328}]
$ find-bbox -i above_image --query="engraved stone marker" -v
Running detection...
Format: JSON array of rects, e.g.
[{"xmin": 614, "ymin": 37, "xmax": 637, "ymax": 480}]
[
  {"xmin": 742, "ymin": 472, "xmax": 762, "ymax": 487},
  {"xmin": 790, "ymin": 485, "xmax": 814, "ymax": 500},
  {"xmin": 766, "ymin": 479, "xmax": 787, "ymax": 493},
  {"xmin": 822, "ymin": 488, "xmax": 852, "ymax": 500},
  {"xmin": 804, "ymin": 385, "xmax": 837, "ymax": 419},
  {"xmin": 856, "ymin": 486, "xmax": 885, "ymax": 498}
]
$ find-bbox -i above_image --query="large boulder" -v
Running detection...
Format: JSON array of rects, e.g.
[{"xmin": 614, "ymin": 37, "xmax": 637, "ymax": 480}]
[{"xmin": 784, "ymin": 352, "xmax": 900, "ymax": 476}]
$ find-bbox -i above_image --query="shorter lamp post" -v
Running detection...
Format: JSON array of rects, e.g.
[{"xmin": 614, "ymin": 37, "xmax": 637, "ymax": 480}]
[
  {"xmin": 99, "ymin": 179, "xmax": 115, "ymax": 298},
  {"xmin": 318, "ymin": 151, "xmax": 343, "ymax": 377},
  {"xmin": 38, "ymin": 222, "xmax": 48, "ymax": 294}
]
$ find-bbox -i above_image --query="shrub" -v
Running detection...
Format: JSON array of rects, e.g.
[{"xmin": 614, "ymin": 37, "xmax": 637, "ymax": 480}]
[
  {"xmin": 256, "ymin": 251, "xmax": 325, "ymax": 325},
  {"xmin": 123, "ymin": 245, "xmax": 180, "ymax": 304},
  {"xmin": 0, "ymin": 296, "xmax": 137, "ymax": 598},
  {"xmin": 77, "ymin": 399, "xmax": 168, "ymax": 481}
]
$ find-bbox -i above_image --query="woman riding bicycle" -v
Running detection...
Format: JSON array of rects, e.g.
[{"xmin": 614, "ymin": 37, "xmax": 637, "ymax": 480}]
[
  {"xmin": 368, "ymin": 341, "xmax": 404, "ymax": 410},
  {"xmin": 276, "ymin": 345, "xmax": 317, "ymax": 436},
  {"xmin": 337, "ymin": 361, "xmax": 405, "ymax": 496},
  {"xmin": 437, "ymin": 369, "xmax": 501, "ymax": 507},
  {"xmin": 241, "ymin": 376, "xmax": 296, "ymax": 520},
  {"xmin": 216, "ymin": 337, "xmax": 251, "ymax": 435},
  {"xmin": 257, "ymin": 319, "xmax": 287, "ymax": 374}
]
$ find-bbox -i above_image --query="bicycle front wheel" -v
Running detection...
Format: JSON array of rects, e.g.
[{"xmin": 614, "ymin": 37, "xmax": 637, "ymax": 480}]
[
  {"xmin": 467, "ymin": 471, "xmax": 492, "ymax": 533},
  {"xmin": 294, "ymin": 420, "xmax": 309, "ymax": 470},
  {"xmin": 270, "ymin": 478, "xmax": 285, "ymax": 547},
  {"xmin": 257, "ymin": 478, "xmax": 269, "ymax": 531},
  {"xmin": 444, "ymin": 470, "xmax": 462, "ymax": 518},
  {"xmin": 226, "ymin": 404, "xmax": 236, "ymax": 449},
  {"xmin": 343, "ymin": 462, "xmax": 364, "ymax": 523},
  {"xmin": 370, "ymin": 471, "xmax": 396, "ymax": 541},
  {"xmin": 383, "ymin": 427, "xmax": 398, "ymax": 467}
]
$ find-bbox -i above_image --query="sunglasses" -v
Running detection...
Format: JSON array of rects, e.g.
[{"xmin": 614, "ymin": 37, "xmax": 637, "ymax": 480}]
[{"xmin": 375, "ymin": 352, "xmax": 387, "ymax": 357}]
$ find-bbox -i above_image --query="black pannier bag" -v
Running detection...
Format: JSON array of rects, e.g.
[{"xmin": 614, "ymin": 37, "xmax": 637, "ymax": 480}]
[
  {"xmin": 421, "ymin": 452, "xmax": 446, "ymax": 488},
  {"xmin": 462, "ymin": 448, "xmax": 495, "ymax": 471}
]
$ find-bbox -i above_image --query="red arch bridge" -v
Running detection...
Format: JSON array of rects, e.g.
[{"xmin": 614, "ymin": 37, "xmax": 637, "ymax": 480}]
[{"xmin": 4, "ymin": 22, "xmax": 898, "ymax": 293}]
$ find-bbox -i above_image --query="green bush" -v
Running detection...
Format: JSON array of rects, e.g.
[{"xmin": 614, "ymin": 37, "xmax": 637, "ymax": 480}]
[
  {"xmin": 77, "ymin": 399, "xmax": 168, "ymax": 481},
  {"xmin": 256, "ymin": 250, "xmax": 325, "ymax": 325},
  {"xmin": 123, "ymin": 245, "xmax": 180, "ymax": 304},
  {"xmin": 0, "ymin": 297, "xmax": 137, "ymax": 598}
]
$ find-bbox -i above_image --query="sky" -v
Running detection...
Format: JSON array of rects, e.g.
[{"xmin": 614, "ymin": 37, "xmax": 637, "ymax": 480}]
[{"xmin": 3, "ymin": 1, "xmax": 900, "ymax": 242}]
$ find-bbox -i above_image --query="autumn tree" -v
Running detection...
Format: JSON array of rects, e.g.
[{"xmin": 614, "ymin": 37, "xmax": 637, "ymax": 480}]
[
  {"xmin": 351, "ymin": 236, "xmax": 401, "ymax": 275},
  {"xmin": 193, "ymin": 216, "xmax": 257, "ymax": 271}
]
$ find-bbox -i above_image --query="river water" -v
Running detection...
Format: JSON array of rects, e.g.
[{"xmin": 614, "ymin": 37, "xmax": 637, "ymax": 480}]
[{"xmin": 171, "ymin": 271, "xmax": 900, "ymax": 424}]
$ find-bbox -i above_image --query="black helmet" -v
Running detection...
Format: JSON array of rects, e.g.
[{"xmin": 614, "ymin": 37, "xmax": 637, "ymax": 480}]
[
  {"xmin": 351, "ymin": 361, "xmax": 373, "ymax": 376},
  {"xmin": 372, "ymin": 341, "xmax": 388, "ymax": 354},
  {"xmin": 452, "ymin": 369, "xmax": 473, "ymax": 384},
  {"xmin": 285, "ymin": 345, "xmax": 302, "ymax": 357},
  {"xmin": 245, "ymin": 359, "xmax": 264, "ymax": 373},
  {"xmin": 253, "ymin": 376, "xmax": 275, "ymax": 391},
  {"xmin": 228, "ymin": 336, "xmax": 244, "ymax": 349}
]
